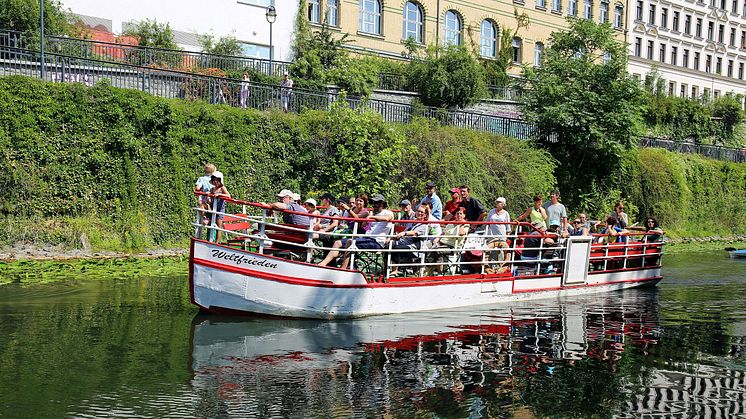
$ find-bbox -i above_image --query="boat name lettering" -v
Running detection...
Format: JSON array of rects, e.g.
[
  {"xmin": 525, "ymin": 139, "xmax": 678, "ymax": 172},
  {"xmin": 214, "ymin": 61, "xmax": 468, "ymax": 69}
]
[{"xmin": 210, "ymin": 250, "xmax": 278, "ymax": 269}]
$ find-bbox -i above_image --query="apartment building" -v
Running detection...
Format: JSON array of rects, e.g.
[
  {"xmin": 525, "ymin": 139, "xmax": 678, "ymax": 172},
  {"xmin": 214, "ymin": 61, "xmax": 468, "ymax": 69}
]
[
  {"xmin": 628, "ymin": 0, "xmax": 746, "ymax": 101},
  {"xmin": 307, "ymin": 0, "xmax": 626, "ymax": 68},
  {"xmin": 60, "ymin": 0, "xmax": 296, "ymax": 61}
]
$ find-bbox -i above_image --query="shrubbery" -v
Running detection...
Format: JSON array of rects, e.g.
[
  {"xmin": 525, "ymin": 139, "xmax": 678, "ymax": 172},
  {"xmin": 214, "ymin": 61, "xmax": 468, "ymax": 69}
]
[{"xmin": 0, "ymin": 76, "xmax": 554, "ymax": 250}]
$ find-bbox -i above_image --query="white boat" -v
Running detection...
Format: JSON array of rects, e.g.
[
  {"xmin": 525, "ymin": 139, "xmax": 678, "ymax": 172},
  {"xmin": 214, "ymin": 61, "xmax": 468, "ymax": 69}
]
[{"xmin": 190, "ymin": 194, "xmax": 664, "ymax": 319}]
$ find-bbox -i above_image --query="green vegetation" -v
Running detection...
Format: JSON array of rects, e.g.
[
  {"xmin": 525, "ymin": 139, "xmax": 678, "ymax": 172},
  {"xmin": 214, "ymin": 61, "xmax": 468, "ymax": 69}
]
[
  {"xmin": 197, "ymin": 32, "xmax": 243, "ymax": 57},
  {"xmin": 0, "ymin": 76, "xmax": 553, "ymax": 251},
  {"xmin": 124, "ymin": 18, "xmax": 179, "ymax": 50},
  {"xmin": 0, "ymin": 0, "xmax": 71, "ymax": 37},
  {"xmin": 521, "ymin": 19, "xmax": 647, "ymax": 208},
  {"xmin": 409, "ymin": 45, "xmax": 487, "ymax": 108}
]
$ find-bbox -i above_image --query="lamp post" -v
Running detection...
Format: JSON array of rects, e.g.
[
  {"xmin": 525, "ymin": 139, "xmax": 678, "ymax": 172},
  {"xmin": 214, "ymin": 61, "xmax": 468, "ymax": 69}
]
[
  {"xmin": 40, "ymin": 0, "xmax": 45, "ymax": 79},
  {"xmin": 265, "ymin": 5, "xmax": 277, "ymax": 75}
]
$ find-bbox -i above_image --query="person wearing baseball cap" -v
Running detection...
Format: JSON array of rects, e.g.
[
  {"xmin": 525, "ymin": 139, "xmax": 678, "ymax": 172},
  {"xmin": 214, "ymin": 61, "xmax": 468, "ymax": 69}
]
[
  {"xmin": 442, "ymin": 187, "xmax": 462, "ymax": 220},
  {"xmin": 398, "ymin": 199, "xmax": 415, "ymax": 223},
  {"xmin": 318, "ymin": 193, "xmax": 394, "ymax": 269},
  {"xmin": 415, "ymin": 181, "xmax": 443, "ymax": 220},
  {"xmin": 485, "ymin": 197, "xmax": 512, "ymax": 272},
  {"xmin": 268, "ymin": 189, "xmax": 310, "ymax": 226}
]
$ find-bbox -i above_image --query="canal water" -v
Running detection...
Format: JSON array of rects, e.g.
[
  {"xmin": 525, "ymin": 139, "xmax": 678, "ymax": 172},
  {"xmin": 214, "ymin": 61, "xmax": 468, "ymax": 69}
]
[{"xmin": 0, "ymin": 251, "xmax": 744, "ymax": 418}]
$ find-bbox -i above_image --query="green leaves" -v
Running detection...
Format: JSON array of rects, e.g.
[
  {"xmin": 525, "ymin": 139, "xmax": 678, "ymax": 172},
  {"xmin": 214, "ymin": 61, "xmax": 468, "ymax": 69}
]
[{"xmin": 410, "ymin": 46, "xmax": 488, "ymax": 108}]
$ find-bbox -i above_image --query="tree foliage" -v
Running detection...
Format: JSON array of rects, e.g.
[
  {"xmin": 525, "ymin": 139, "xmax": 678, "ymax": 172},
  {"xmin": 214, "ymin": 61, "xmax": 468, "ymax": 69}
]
[
  {"xmin": 410, "ymin": 45, "xmax": 487, "ymax": 108},
  {"xmin": 710, "ymin": 95, "xmax": 745, "ymax": 146},
  {"xmin": 198, "ymin": 32, "xmax": 243, "ymax": 57},
  {"xmin": 520, "ymin": 18, "xmax": 646, "ymax": 206},
  {"xmin": 0, "ymin": 0, "xmax": 70, "ymax": 36},
  {"xmin": 125, "ymin": 19, "xmax": 179, "ymax": 50}
]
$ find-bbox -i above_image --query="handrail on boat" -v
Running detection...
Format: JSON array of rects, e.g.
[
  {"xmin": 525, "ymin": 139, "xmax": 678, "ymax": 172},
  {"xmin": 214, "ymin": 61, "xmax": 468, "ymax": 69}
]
[{"xmin": 192, "ymin": 192, "xmax": 664, "ymax": 280}]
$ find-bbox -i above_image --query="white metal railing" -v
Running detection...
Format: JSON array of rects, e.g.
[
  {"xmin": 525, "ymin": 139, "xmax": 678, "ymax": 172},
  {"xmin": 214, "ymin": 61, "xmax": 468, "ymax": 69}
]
[{"xmin": 193, "ymin": 193, "xmax": 664, "ymax": 281}]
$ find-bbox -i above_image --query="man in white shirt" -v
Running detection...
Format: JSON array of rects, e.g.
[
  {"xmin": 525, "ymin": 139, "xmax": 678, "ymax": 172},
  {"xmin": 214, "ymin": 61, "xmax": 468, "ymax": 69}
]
[{"xmin": 485, "ymin": 197, "xmax": 512, "ymax": 272}]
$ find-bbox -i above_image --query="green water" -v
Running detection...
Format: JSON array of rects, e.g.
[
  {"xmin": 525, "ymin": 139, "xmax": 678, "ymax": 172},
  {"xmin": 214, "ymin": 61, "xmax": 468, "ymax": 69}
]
[{"xmin": 0, "ymin": 251, "xmax": 744, "ymax": 418}]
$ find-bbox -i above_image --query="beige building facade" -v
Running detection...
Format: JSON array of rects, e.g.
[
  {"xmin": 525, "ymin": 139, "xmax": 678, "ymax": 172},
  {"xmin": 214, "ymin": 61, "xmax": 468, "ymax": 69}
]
[{"xmin": 307, "ymin": 0, "xmax": 627, "ymax": 67}]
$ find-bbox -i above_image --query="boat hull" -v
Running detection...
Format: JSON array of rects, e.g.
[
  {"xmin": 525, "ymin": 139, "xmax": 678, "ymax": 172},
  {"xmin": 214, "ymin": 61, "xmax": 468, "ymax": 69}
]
[{"xmin": 190, "ymin": 239, "xmax": 662, "ymax": 319}]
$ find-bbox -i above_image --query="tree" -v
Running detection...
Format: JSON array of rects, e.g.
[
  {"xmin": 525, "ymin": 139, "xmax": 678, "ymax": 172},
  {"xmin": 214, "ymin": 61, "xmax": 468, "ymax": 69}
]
[
  {"xmin": 0, "ymin": 0, "xmax": 70, "ymax": 36},
  {"xmin": 520, "ymin": 18, "xmax": 646, "ymax": 206},
  {"xmin": 409, "ymin": 45, "xmax": 487, "ymax": 108},
  {"xmin": 710, "ymin": 95, "xmax": 745, "ymax": 146},
  {"xmin": 124, "ymin": 19, "xmax": 178, "ymax": 50},
  {"xmin": 198, "ymin": 32, "xmax": 243, "ymax": 56}
]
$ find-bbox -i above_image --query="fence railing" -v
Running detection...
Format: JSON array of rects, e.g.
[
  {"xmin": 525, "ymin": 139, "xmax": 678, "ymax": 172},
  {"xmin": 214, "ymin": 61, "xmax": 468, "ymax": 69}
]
[
  {"xmin": 377, "ymin": 71, "xmax": 522, "ymax": 101},
  {"xmin": 0, "ymin": 45, "xmax": 538, "ymax": 139},
  {"xmin": 0, "ymin": 29, "xmax": 291, "ymax": 77},
  {"xmin": 639, "ymin": 137, "xmax": 746, "ymax": 163}
]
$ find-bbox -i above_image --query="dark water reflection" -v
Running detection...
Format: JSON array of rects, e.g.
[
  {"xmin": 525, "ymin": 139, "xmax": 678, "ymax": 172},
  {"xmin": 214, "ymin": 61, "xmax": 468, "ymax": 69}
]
[{"xmin": 0, "ymin": 251, "xmax": 744, "ymax": 418}]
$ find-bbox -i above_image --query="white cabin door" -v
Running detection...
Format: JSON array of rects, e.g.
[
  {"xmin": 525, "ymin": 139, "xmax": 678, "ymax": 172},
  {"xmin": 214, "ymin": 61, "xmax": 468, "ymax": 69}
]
[{"xmin": 562, "ymin": 237, "xmax": 593, "ymax": 286}]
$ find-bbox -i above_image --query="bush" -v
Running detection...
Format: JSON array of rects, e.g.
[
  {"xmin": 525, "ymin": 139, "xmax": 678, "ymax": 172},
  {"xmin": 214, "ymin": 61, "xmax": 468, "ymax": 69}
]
[{"xmin": 409, "ymin": 45, "xmax": 487, "ymax": 108}]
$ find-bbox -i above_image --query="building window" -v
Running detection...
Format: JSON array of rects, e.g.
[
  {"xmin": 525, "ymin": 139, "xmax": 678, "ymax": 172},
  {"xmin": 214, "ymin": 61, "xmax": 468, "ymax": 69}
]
[
  {"xmin": 728, "ymin": 59, "xmax": 734, "ymax": 76},
  {"xmin": 239, "ymin": 42, "xmax": 271, "ymax": 59},
  {"xmin": 703, "ymin": 87, "xmax": 710, "ymax": 101},
  {"xmin": 537, "ymin": 0, "xmax": 546, "ymax": 8},
  {"xmin": 672, "ymin": 11, "xmax": 680, "ymax": 31},
  {"xmin": 731, "ymin": 27, "xmax": 737, "ymax": 46},
  {"xmin": 661, "ymin": 7, "xmax": 668, "ymax": 28},
  {"xmin": 308, "ymin": 0, "xmax": 321, "ymax": 23},
  {"xmin": 534, "ymin": 42, "xmax": 544, "ymax": 66},
  {"xmin": 708, "ymin": 22, "xmax": 714, "ymax": 41},
  {"xmin": 668, "ymin": 81, "xmax": 675, "ymax": 96},
  {"xmin": 671, "ymin": 46, "xmax": 677, "ymax": 65},
  {"xmin": 648, "ymin": 4, "xmax": 656, "ymax": 24},
  {"xmin": 512, "ymin": 37, "xmax": 522, "ymax": 63},
  {"xmin": 327, "ymin": 0, "xmax": 339, "ymax": 26},
  {"xmin": 634, "ymin": 37, "xmax": 642, "ymax": 56},
  {"xmin": 696, "ymin": 18, "xmax": 703, "ymax": 37},
  {"xmin": 569, "ymin": 0, "xmax": 578, "ymax": 15},
  {"xmin": 636, "ymin": 0, "xmax": 643, "ymax": 20},
  {"xmin": 444, "ymin": 10, "xmax": 462, "ymax": 46},
  {"xmin": 684, "ymin": 15, "xmax": 691, "ymax": 34},
  {"xmin": 680, "ymin": 84, "xmax": 687, "ymax": 97},
  {"xmin": 614, "ymin": 4, "xmax": 623, "ymax": 28},
  {"xmin": 600, "ymin": 0, "xmax": 609, "ymax": 23},
  {"xmin": 480, "ymin": 20, "xmax": 497, "ymax": 57},
  {"xmin": 402, "ymin": 1, "xmax": 424, "ymax": 43},
  {"xmin": 716, "ymin": 56, "xmax": 722, "ymax": 73},
  {"xmin": 719, "ymin": 24, "xmax": 725, "ymax": 43},
  {"xmin": 733, "ymin": 0, "xmax": 739, "ymax": 13},
  {"xmin": 683, "ymin": 49, "xmax": 689, "ymax": 67},
  {"xmin": 706, "ymin": 54, "xmax": 712, "ymax": 72},
  {"xmin": 553, "ymin": 0, "xmax": 561, "ymax": 12},
  {"xmin": 739, "ymin": 62, "xmax": 744, "ymax": 79},
  {"xmin": 742, "ymin": 30, "xmax": 746, "ymax": 48},
  {"xmin": 694, "ymin": 51, "xmax": 700, "ymax": 70},
  {"xmin": 359, "ymin": 0, "xmax": 382, "ymax": 34},
  {"xmin": 584, "ymin": 0, "xmax": 593, "ymax": 19},
  {"xmin": 647, "ymin": 40, "xmax": 654, "ymax": 59},
  {"xmin": 721, "ymin": 0, "xmax": 726, "ymax": 8},
  {"xmin": 659, "ymin": 43, "xmax": 666, "ymax": 62}
]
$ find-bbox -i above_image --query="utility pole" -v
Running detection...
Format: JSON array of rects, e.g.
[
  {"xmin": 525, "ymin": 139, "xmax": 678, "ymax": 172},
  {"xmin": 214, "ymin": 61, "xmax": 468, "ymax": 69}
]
[{"xmin": 40, "ymin": 0, "xmax": 45, "ymax": 79}]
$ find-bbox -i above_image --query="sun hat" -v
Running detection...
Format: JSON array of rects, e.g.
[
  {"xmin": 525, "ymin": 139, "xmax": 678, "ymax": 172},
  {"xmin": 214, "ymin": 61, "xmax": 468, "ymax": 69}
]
[{"xmin": 277, "ymin": 189, "xmax": 293, "ymax": 198}]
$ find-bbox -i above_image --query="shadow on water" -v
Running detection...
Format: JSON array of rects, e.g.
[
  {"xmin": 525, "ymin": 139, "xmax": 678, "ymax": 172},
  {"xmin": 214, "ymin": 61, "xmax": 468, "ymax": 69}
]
[{"xmin": 0, "ymin": 250, "xmax": 744, "ymax": 418}]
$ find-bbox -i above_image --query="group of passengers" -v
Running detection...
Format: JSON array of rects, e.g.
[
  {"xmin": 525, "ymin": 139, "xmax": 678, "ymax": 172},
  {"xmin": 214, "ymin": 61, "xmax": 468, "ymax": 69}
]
[{"xmin": 195, "ymin": 166, "xmax": 665, "ymax": 273}]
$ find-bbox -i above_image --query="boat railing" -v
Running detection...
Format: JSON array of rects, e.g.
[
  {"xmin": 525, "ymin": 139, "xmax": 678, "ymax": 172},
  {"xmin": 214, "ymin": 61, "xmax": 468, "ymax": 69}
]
[{"xmin": 193, "ymin": 192, "xmax": 663, "ymax": 280}]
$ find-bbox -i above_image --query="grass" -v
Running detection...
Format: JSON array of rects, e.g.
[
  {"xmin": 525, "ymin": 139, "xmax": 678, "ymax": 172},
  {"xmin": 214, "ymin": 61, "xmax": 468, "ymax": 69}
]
[{"xmin": 0, "ymin": 256, "xmax": 188, "ymax": 285}]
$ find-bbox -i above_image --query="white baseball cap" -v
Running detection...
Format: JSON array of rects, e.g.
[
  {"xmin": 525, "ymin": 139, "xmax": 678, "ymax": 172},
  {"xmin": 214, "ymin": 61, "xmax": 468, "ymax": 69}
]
[
  {"xmin": 495, "ymin": 197, "xmax": 506, "ymax": 205},
  {"xmin": 277, "ymin": 189, "xmax": 293, "ymax": 198},
  {"xmin": 211, "ymin": 171, "xmax": 224, "ymax": 180},
  {"xmin": 304, "ymin": 198, "xmax": 317, "ymax": 207},
  {"xmin": 291, "ymin": 193, "xmax": 301, "ymax": 201}
]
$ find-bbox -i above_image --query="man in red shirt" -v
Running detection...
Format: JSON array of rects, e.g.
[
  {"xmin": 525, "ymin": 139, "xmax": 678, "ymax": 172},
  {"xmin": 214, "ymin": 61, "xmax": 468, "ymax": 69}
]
[{"xmin": 442, "ymin": 187, "xmax": 462, "ymax": 220}]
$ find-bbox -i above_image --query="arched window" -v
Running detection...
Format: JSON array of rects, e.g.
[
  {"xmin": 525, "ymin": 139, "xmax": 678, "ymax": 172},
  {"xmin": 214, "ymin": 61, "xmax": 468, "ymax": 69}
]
[
  {"xmin": 359, "ymin": 0, "xmax": 382, "ymax": 34},
  {"xmin": 308, "ymin": 0, "xmax": 321, "ymax": 23},
  {"xmin": 327, "ymin": 0, "xmax": 339, "ymax": 26},
  {"xmin": 444, "ymin": 10, "xmax": 462, "ymax": 46},
  {"xmin": 534, "ymin": 42, "xmax": 544, "ymax": 66},
  {"xmin": 402, "ymin": 1, "xmax": 424, "ymax": 43},
  {"xmin": 614, "ymin": 4, "xmax": 623, "ymax": 28},
  {"xmin": 512, "ymin": 37, "xmax": 522, "ymax": 63},
  {"xmin": 480, "ymin": 20, "xmax": 497, "ymax": 57}
]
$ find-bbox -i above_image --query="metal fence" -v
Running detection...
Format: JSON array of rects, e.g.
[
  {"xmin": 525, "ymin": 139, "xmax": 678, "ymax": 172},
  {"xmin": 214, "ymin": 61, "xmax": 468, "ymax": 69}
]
[
  {"xmin": 377, "ymin": 71, "xmax": 522, "ymax": 101},
  {"xmin": 0, "ymin": 45, "xmax": 537, "ymax": 139},
  {"xmin": 0, "ymin": 29, "xmax": 291, "ymax": 77},
  {"xmin": 639, "ymin": 137, "xmax": 746, "ymax": 163}
]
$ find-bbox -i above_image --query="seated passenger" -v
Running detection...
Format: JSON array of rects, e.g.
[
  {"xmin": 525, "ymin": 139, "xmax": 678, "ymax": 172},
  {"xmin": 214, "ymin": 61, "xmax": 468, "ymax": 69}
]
[
  {"xmin": 303, "ymin": 198, "xmax": 320, "ymax": 229},
  {"xmin": 599, "ymin": 216, "xmax": 627, "ymax": 243},
  {"xmin": 485, "ymin": 197, "xmax": 512, "ymax": 272},
  {"xmin": 388, "ymin": 206, "xmax": 430, "ymax": 276},
  {"xmin": 398, "ymin": 199, "xmax": 416, "ymax": 228},
  {"xmin": 519, "ymin": 221, "xmax": 555, "ymax": 269},
  {"xmin": 569, "ymin": 218, "xmax": 588, "ymax": 236},
  {"xmin": 609, "ymin": 202, "xmax": 629, "ymax": 229},
  {"xmin": 429, "ymin": 207, "xmax": 470, "ymax": 274},
  {"xmin": 314, "ymin": 193, "xmax": 340, "ymax": 245},
  {"xmin": 318, "ymin": 194, "xmax": 394, "ymax": 269},
  {"xmin": 644, "ymin": 217, "xmax": 665, "ymax": 242},
  {"xmin": 269, "ymin": 189, "xmax": 310, "ymax": 226}
]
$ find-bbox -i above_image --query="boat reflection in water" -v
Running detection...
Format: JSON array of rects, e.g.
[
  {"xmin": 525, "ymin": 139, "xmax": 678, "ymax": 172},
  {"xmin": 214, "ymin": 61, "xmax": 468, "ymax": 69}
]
[{"xmin": 189, "ymin": 288, "xmax": 745, "ymax": 417}]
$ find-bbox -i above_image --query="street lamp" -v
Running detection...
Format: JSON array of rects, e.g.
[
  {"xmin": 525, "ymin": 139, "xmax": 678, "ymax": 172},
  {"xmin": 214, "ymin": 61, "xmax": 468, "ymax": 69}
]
[{"xmin": 265, "ymin": 5, "xmax": 277, "ymax": 75}]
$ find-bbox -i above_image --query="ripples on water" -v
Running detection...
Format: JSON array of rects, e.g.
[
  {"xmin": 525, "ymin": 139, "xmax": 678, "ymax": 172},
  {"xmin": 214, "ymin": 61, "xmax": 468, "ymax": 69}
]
[{"xmin": 0, "ymin": 251, "xmax": 744, "ymax": 418}]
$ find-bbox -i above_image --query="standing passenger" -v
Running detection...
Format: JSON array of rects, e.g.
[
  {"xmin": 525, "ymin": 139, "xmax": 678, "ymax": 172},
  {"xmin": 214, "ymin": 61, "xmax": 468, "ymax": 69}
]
[
  {"xmin": 208, "ymin": 171, "xmax": 231, "ymax": 243},
  {"xmin": 416, "ymin": 181, "xmax": 443, "ymax": 220},
  {"xmin": 543, "ymin": 190, "xmax": 568, "ymax": 232},
  {"xmin": 442, "ymin": 187, "xmax": 462, "ymax": 220},
  {"xmin": 458, "ymin": 185, "xmax": 487, "ymax": 223},
  {"xmin": 516, "ymin": 195, "xmax": 548, "ymax": 230}
]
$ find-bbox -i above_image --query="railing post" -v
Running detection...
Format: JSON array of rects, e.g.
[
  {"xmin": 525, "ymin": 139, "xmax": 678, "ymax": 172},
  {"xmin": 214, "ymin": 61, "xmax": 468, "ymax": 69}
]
[
  {"xmin": 349, "ymin": 221, "xmax": 359, "ymax": 269},
  {"xmin": 209, "ymin": 197, "xmax": 218, "ymax": 242},
  {"xmin": 258, "ymin": 209, "xmax": 268, "ymax": 254}
]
